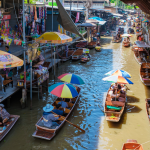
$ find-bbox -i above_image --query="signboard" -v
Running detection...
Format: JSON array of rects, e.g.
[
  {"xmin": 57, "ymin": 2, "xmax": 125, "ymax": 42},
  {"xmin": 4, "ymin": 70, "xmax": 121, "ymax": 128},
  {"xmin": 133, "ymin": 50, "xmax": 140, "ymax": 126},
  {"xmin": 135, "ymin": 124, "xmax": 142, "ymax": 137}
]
[{"xmin": 3, "ymin": 15, "xmax": 11, "ymax": 20}]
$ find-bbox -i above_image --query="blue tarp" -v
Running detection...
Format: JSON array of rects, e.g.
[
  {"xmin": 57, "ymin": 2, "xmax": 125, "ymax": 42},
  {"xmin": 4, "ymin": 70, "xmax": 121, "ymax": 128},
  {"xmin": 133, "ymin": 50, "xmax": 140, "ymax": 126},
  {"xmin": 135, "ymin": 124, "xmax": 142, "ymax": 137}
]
[{"xmin": 89, "ymin": 17, "xmax": 104, "ymax": 21}]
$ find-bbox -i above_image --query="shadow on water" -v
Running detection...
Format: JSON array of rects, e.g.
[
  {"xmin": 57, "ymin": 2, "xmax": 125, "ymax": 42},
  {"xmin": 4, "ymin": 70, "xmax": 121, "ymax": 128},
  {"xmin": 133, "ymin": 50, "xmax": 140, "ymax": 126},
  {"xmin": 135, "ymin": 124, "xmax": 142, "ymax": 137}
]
[
  {"xmin": 100, "ymin": 37, "xmax": 112, "ymax": 46},
  {"xmin": 127, "ymin": 95, "xmax": 140, "ymax": 103},
  {"xmin": 126, "ymin": 104, "xmax": 142, "ymax": 113}
]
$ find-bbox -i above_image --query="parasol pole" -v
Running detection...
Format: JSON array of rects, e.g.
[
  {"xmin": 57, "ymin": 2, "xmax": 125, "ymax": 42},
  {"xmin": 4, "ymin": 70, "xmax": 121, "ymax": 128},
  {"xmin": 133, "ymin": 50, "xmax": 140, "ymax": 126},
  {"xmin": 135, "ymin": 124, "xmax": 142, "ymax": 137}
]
[
  {"xmin": 54, "ymin": 45, "xmax": 56, "ymax": 83},
  {"xmin": 52, "ymin": 0, "xmax": 53, "ymax": 31},
  {"xmin": 22, "ymin": 0, "xmax": 26, "ymax": 89}
]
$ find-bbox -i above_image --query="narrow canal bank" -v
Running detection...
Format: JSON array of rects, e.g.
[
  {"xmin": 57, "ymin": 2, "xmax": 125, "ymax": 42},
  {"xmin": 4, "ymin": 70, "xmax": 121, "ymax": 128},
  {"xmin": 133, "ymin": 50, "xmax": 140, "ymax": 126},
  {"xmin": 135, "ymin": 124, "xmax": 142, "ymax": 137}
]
[{"xmin": 0, "ymin": 31, "xmax": 150, "ymax": 150}]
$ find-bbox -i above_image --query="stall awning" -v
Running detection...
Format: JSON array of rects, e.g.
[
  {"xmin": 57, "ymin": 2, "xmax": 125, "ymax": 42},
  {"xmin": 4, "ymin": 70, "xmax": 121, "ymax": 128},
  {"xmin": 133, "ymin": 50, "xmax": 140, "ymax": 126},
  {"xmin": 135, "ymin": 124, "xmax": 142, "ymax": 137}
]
[
  {"xmin": 111, "ymin": 13, "xmax": 123, "ymax": 17},
  {"xmin": 135, "ymin": 41, "xmax": 150, "ymax": 48},
  {"xmin": 89, "ymin": 17, "xmax": 106, "ymax": 25},
  {"xmin": 56, "ymin": 0, "xmax": 83, "ymax": 38}
]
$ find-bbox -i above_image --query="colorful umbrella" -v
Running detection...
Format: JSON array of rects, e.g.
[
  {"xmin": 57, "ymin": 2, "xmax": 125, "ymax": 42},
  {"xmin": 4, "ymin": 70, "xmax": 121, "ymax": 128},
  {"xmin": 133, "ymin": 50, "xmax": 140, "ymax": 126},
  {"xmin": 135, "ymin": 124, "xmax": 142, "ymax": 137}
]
[
  {"xmin": 105, "ymin": 70, "xmax": 131, "ymax": 78},
  {"xmin": 58, "ymin": 73, "xmax": 85, "ymax": 85},
  {"xmin": 102, "ymin": 75, "xmax": 133, "ymax": 84},
  {"xmin": 48, "ymin": 82, "xmax": 78, "ymax": 98},
  {"xmin": 37, "ymin": 32, "xmax": 72, "ymax": 44},
  {"xmin": 121, "ymin": 34, "xmax": 132, "ymax": 37},
  {"xmin": 0, "ymin": 50, "xmax": 23, "ymax": 68}
]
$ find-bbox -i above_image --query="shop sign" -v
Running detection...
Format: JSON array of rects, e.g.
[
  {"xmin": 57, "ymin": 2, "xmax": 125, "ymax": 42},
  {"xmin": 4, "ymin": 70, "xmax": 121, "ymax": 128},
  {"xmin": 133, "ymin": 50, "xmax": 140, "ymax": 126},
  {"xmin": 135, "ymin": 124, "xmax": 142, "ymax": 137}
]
[{"xmin": 3, "ymin": 15, "xmax": 11, "ymax": 20}]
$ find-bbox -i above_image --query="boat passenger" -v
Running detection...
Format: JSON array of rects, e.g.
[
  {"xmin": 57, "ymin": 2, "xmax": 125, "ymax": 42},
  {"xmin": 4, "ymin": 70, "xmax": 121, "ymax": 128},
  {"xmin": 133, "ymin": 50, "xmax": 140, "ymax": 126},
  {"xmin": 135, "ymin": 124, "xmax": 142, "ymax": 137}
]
[
  {"xmin": 42, "ymin": 104, "xmax": 60, "ymax": 128},
  {"xmin": 127, "ymin": 37, "xmax": 130, "ymax": 42},
  {"xmin": 0, "ymin": 104, "xmax": 10, "ymax": 126},
  {"xmin": 52, "ymin": 104, "xmax": 64, "ymax": 115},
  {"xmin": 111, "ymin": 89, "xmax": 120, "ymax": 101},
  {"xmin": 58, "ymin": 99, "xmax": 68, "ymax": 108}
]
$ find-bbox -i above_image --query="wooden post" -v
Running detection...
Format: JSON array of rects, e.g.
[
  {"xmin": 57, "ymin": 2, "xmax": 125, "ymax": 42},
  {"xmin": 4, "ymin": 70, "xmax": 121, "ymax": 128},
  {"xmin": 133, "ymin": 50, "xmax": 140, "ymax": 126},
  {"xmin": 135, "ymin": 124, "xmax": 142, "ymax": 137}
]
[
  {"xmin": 45, "ymin": 77, "xmax": 48, "ymax": 91},
  {"xmin": 39, "ymin": 85, "xmax": 42, "ymax": 99},
  {"xmin": 20, "ymin": 89, "xmax": 27, "ymax": 108}
]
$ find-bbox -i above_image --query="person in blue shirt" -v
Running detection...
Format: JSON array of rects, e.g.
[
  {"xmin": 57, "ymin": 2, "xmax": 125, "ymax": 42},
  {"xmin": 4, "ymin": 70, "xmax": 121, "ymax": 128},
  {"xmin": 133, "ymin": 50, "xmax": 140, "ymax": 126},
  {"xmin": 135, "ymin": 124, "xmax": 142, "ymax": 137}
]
[
  {"xmin": 5, "ymin": 46, "xmax": 11, "ymax": 54},
  {"xmin": 42, "ymin": 104, "xmax": 60, "ymax": 128},
  {"xmin": 58, "ymin": 99, "xmax": 68, "ymax": 108},
  {"xmin": 52, "ymin": 104, "xmax": 64, "ymax": 115}
]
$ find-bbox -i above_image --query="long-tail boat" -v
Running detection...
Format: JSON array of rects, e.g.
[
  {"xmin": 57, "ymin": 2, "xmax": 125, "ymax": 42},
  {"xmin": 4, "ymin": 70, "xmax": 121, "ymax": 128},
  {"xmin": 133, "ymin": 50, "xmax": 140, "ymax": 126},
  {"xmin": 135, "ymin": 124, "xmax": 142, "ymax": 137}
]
[
  {"xmin": 146, "ymin": 98, "xmax": 150, "ymax": 123},
  {"xmin": 140, "ymin": 63, "xmax": 150, "ymax": 86},
  {"xmin": 87, "ymin": 41, "xmax": 96, "ymax": 49},
  {"xmin": 0, "ymin": 115, "xmax": 20, "ymax": 141},
  {"xmin": 104, "ymin": 85, "xmax": 126, "ymax": 122},
  {"xmin": 32, "ymin": 87, "xmax": 81, "ymax": 140},
  {"xmin": 122, "ymin": 139, "xmax": 144, "ymax": 150}
]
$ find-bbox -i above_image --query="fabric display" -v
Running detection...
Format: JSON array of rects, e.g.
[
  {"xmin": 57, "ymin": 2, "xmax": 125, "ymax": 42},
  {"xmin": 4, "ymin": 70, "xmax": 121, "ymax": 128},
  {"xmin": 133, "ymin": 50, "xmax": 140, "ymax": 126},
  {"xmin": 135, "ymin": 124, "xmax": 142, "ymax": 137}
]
[{"xmin": 25, "ymin": 6, "xmax": 47, "ymax": 36}]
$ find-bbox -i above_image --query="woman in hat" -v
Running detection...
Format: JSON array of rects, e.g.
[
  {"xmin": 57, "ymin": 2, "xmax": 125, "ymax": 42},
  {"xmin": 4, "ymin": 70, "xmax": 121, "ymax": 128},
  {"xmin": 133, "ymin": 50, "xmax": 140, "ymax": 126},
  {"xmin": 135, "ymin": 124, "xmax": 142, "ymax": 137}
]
[
  {"xmin": 0, "ymin": 104, "xmax": 10, "ymax": 125},
  {"xmin": 42, "ymin": 104, "xmax": 61, "ymax": 128}
]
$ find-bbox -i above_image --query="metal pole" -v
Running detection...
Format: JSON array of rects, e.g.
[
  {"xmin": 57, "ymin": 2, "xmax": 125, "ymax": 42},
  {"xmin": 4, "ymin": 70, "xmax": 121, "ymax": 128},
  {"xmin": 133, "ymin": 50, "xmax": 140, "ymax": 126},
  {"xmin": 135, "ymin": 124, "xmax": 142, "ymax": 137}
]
[
  {"xmin": 52, "ymin": 0, "xmax": 53, "ymax": 31},
  {"xmin": 30, "ymin": 60, "xmax": 32, "ymax": 109},
  {"xmin": 116, "ymin": 0, "xmax": 118, "ymax": 13},
  {"xmin": 70, "ymin": 0, "xmax": 71, "ymax": 16},
  {"xmin": 22, "ymin": 0, "xmax": 26, "ymax": 89},
  {"xmin": 54, "ymin": 45, "xmax": 56, "ymax": 83}
]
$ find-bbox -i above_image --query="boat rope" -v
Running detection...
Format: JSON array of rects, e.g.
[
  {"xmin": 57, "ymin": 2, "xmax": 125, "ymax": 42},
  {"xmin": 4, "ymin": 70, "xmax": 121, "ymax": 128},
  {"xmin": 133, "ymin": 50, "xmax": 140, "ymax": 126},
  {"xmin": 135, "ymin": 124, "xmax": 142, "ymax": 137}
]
[{"xmin": 133, "ymin": 140, "xmax": 150, "ymax": 150}]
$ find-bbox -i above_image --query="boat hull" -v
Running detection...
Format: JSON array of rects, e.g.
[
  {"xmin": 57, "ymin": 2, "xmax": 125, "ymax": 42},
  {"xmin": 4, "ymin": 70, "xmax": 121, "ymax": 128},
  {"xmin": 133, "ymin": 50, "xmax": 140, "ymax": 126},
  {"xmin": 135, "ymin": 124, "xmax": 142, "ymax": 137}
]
[
  {"xmin": 32, "ymin": 87, "xmax": 81, "ymax": 140},
  {"xmin": 0, "ymin": 115, "xmax": 20, "ymax": 141}
]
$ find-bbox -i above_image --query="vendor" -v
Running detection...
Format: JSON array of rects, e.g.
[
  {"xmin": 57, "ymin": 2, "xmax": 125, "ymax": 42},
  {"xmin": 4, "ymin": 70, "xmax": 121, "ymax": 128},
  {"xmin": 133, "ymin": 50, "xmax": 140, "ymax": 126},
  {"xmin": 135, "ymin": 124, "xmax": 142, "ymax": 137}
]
[{"xmin": 0, "ymin": 104, "xmax": 10, "ymax": 126}]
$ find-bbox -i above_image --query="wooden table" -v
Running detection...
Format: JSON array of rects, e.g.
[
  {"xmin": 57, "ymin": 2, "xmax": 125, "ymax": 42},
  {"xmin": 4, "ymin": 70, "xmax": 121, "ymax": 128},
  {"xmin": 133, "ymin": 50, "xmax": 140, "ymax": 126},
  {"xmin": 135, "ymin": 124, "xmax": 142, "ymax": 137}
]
[{"xmin": 3, "ymin": 80, "xmax": 13, "ymax": 92}]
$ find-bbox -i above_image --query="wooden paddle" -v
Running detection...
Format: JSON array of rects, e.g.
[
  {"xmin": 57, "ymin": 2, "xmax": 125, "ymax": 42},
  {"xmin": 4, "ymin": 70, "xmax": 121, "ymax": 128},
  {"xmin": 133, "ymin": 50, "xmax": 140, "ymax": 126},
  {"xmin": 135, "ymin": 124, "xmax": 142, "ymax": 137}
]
[{"xmin": 51, "ymin": 111, "xmax": 85, "ymax": 133}]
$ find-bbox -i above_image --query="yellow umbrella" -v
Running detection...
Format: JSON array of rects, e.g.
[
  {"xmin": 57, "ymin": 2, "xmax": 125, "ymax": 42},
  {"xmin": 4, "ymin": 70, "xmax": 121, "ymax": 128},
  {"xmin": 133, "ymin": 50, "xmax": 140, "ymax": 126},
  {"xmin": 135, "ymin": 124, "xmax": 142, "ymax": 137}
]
[
  {"xmin": 0, "ymin": 50, "xmax": 23, "ymax": 68},
  {"xmin": 37, "ymin": 32, "xmax": 72, "ymax": 44}
]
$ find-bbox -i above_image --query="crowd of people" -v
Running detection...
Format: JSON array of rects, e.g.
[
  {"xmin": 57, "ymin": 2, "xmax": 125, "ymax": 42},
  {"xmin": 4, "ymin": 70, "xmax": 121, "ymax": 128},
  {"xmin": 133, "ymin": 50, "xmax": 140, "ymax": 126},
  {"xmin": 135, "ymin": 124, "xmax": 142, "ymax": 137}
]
[{"xmin": 108, "ymin": 83, "xmax": 126, "ymax": 102}]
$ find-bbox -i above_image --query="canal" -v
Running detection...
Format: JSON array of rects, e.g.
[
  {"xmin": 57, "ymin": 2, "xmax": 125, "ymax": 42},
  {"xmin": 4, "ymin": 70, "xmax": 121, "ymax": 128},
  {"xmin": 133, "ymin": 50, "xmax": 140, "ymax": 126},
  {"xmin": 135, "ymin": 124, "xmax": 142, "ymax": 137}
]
[{"xmin": 0, "ymin": 27, "xmax": 150, "ymax": 150}]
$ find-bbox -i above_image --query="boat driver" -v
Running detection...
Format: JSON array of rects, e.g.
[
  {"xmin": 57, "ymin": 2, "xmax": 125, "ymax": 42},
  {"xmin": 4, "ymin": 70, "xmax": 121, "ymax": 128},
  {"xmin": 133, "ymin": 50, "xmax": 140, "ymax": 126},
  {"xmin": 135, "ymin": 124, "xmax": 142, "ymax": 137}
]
[
  {"xmin": 41, "ymin": 104, "xmax": 61, "ymax": 128},
  {"xmin": 0, "ymin": 104, "xmax": 10, "ymax": 126}
]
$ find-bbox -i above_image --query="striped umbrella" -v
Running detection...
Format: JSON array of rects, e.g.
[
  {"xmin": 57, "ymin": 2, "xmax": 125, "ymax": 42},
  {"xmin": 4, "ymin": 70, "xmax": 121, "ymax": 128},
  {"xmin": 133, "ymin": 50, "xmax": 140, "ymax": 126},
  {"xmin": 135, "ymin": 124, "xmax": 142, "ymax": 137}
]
[
  {"xmin": 105, "ymin": 70, "xmax": 131, "ymax": 78},
  {"xmin": 102, "ymin": 75, "xmax": 133, "ymax": 84},
  {"xmin": 48, "ymin": 82, "xmax": 78, "ymax": 98},
  {"xmin": 58, "ymin": 73, "xmax": 85, "ymax": 85}
]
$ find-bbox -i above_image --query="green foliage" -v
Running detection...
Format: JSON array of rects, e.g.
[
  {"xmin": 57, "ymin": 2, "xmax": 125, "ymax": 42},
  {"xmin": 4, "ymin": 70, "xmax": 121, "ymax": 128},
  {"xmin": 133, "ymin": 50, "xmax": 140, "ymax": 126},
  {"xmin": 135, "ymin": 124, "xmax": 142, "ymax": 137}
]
[{"xmin": 109, "ymin": 0, "xmax": 138, "ymax": 9}]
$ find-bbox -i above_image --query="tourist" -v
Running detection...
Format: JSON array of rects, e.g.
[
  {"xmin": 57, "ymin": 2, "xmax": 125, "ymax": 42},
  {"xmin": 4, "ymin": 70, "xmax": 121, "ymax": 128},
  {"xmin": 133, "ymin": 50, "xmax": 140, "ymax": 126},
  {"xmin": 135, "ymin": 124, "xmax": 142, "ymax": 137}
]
[
  {"xmin": 42, "ymin": 104, "xmax": 60, "ymax": 128},
  {"xmin": 58, "ymin": 99, "xmax": 68, "ymax": 108},
  {"xmin": 0, "ymin": 104, "xmax": 10, "ymax": 125},
  {"xmin": 52, "ymin": 104, "xmax": 64, "ymax": 115},
  {"xmin": 111, "ymin": 89, "xmax": 120, "ymax": 101}
]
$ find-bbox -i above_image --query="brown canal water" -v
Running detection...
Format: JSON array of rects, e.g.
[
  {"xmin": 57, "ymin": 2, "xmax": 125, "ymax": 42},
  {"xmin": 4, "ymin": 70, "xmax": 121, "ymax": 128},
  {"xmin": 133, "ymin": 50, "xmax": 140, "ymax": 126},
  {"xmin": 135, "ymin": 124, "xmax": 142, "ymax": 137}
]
[{"xmin": 0, "ymin": 26, "xmax": 150, "ymax": 150}]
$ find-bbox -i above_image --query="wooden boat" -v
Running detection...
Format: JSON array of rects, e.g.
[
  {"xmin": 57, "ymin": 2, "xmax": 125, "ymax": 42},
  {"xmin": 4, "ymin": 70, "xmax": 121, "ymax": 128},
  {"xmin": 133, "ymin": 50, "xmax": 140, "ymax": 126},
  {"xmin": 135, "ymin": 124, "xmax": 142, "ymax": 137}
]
[
  {"xmin": 112, "ymin": 37, "xmax": 122, "ymax": 43},
  {"xmin": 80, "ymin": 54, "xmax": 91, "ymax": 63},
  {"xmin": 122, "ymin": 139, "xmax": 144, "ymax": 150},
  {"xmin": 140, "ymin": 63, "xmax": 150, "ymax": 86},
  {"xmin": 146, "ymin": 98, "xmax": 150, "ymax": 123},
  {"xmin": 123, "ymin": 42, "xmax": 130, "ymax": 47},
  {"xmin": 95, "ymin": 46, "xmax": 101, "ymax": 52},
  {"xmin": 76, "ymin": 41, "xmax": 87, "ymax": 48},
  {"xmin": 87, "ymin": 41, "xmax": 96, "ymax": 49},
  {"xmin": 32, "ymin": 87, "xmax": 81, "ymax": 140},
  {"xmin": 72, "ymin": 48, "xmax": 83, "ymax": 60},
  {"xmin": 61, "ymin": 48, "xmax": 76, "ymax": 62},
  {"xmin": 0, "ymin": 115, "xmax": 20, "ymax": 141},
  {"xmin": 104, "ymin": 85, "xmax": 126, "ymax": 122}
]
